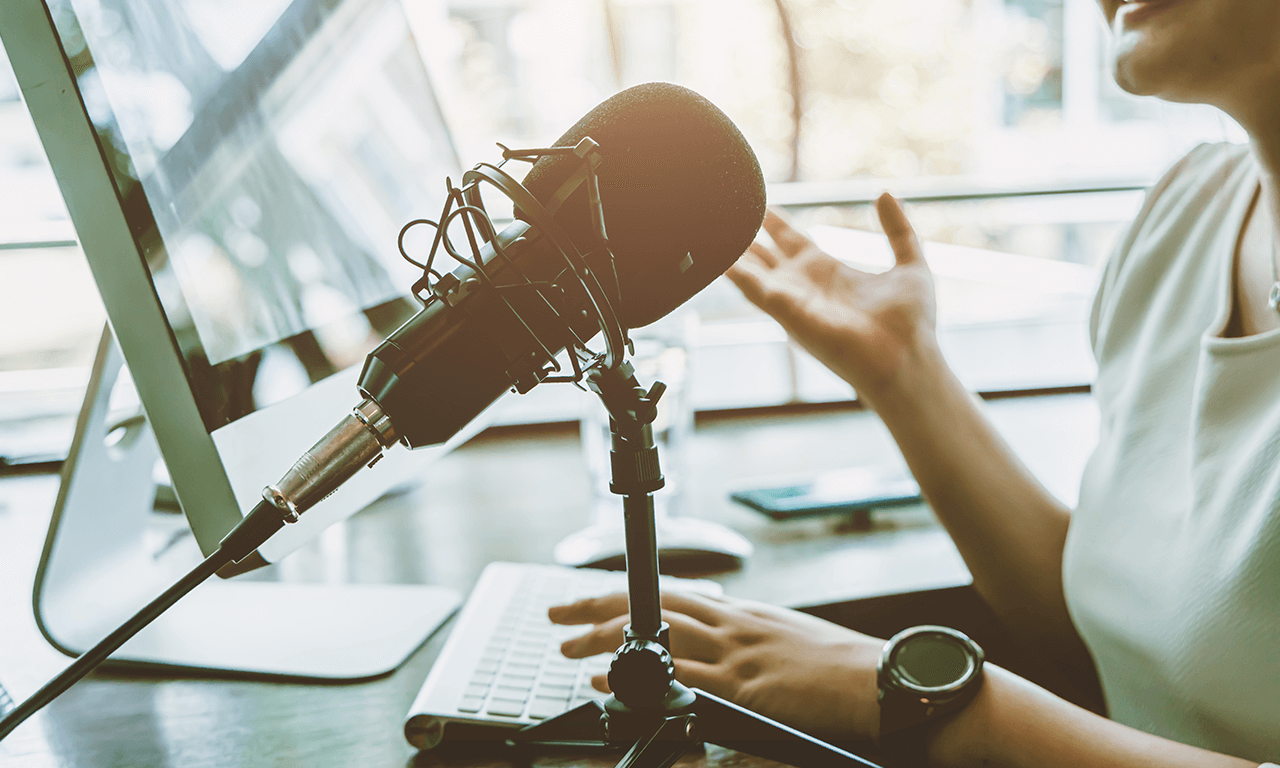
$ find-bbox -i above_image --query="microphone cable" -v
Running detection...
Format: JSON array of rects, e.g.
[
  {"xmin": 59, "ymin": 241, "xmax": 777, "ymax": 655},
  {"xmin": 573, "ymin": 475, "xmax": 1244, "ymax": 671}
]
[{"xmin": 0, "ymin": 498, "xmax": 289, "ymax": 741}]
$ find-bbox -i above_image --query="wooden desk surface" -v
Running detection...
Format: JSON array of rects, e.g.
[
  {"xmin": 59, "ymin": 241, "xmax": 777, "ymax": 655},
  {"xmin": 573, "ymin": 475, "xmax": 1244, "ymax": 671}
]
[{"xmin": 0, "ymin": 394, "xmax": 1097, "ymax": 767}]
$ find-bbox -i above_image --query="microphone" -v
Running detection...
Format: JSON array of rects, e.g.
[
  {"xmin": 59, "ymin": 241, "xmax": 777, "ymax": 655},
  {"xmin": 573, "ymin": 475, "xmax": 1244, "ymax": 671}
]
[
  {"xmin": 0, "ymin": 83, "xmax": 766, "ymax": 741},
  {"xmin": 260, "ymin": 82, "xmax": 766, "ymax": 524}
]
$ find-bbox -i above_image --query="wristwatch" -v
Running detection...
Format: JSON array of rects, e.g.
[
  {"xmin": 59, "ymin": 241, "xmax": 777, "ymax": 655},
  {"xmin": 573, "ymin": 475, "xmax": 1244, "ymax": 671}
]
[{"xmin": 876, "ymin": 625, "xmax": 985, "ymax": 767}]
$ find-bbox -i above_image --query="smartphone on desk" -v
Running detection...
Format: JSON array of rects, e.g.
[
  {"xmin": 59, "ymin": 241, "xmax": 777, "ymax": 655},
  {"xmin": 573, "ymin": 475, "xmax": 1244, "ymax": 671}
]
[{"xmin": 730, "ymin": 463, "xmax": 922, "ymax": 521}]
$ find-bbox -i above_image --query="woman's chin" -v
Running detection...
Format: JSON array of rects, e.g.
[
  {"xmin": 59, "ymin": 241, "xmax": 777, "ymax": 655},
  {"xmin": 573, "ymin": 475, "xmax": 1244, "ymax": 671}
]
[{"xmin": 1111, "ymin": 49, "xmax": 1192, "ymax": 101}]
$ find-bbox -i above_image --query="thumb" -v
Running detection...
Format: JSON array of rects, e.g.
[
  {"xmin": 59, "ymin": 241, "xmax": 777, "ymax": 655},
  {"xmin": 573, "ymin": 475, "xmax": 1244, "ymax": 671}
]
[{"xmin": 876, "ymin": 192, "xmax": 924, "ymax": 267}]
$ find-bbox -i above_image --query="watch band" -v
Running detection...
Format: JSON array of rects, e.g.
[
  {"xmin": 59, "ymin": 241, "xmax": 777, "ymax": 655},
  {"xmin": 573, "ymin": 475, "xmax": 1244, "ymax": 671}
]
[
  {"xmin": 878, "ymin": 698, "xmax": 934, "ymax": 767},
  {"xmin": 878, "ymin": 684, "xmax": 981, "ymax": 767}
]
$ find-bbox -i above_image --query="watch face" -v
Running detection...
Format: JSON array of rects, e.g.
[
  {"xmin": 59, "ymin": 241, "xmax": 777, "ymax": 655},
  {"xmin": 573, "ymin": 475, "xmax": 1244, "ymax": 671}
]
[{"xmin": 893, "ymin": 632, "xmax": 974, "ymax": 690}]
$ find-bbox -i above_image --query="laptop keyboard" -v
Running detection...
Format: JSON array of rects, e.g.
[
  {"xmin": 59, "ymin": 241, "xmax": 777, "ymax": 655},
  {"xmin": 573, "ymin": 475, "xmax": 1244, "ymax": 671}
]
[
  {"xmin": 455, "ymin": 567, "xmax": 614, "ymax": 721},
  {"xmin": 405, "ymin": 561, "xmax": 722, "ymax": 748}
]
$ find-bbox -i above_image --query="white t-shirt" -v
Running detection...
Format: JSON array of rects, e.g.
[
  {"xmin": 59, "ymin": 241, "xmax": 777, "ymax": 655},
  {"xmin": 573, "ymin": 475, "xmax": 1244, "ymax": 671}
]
[{"xmin": 1062, "ymin": 142, "xmax": 1280, "ymax": 762}]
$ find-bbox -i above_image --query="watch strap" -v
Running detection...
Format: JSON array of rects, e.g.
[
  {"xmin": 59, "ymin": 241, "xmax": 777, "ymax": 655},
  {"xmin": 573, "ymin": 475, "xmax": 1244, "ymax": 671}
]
[
  {"xmin": 878, "ymin": 672, "xmax": 984, "ymax": 767},
  {"xmin": 878, "ymin": 696, "xmax": 934, "ymax": 767}
]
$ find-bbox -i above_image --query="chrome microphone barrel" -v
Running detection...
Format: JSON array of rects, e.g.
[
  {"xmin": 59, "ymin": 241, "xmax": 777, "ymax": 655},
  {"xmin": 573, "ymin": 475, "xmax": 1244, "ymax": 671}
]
[{"xmin": 261, "ymin": 398, "xmax": 398, "ymax": 522}]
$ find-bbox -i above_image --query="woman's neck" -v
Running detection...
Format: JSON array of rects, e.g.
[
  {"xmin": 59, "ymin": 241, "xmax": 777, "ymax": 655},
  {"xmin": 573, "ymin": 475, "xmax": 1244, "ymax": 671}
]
[
  {"xmin": 1240, "ymin": 95, "xmax": 1280, "ymax": 255},
  {"xmin": 1231, "ymin": 133, "xmax": 1280, "ymax": 337}
]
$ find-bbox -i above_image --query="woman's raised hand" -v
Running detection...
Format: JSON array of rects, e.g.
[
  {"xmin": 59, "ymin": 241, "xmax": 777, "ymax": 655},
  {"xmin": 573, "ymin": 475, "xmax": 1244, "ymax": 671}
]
[
  {"xmin": 725, "ymin": 194, "xmax": 937, "ymax": 408},
  {"xmin": 549, "ymin": 590, "xmax": 885, "ymax": 742}
]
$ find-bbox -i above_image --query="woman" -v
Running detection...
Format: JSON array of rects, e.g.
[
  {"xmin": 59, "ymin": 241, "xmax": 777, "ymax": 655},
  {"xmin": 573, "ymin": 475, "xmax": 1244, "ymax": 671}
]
[{"xmin": 549, "ymin": 0, "xmax": 1280, "ymax": 765}]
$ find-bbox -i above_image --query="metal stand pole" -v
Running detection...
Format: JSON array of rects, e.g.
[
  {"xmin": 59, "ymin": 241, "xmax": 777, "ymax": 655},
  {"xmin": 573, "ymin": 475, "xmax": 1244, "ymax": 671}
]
[{"xmin": 512, "ymin": 362, "xmax": 883, "ymax": 768}]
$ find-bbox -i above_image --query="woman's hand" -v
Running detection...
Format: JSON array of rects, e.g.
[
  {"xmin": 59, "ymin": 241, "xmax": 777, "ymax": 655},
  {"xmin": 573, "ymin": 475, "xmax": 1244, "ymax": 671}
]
[
  {"xmin": 726, "ymin": 194, "xmax": 936, "ymax": 406},
  {"xmin": 549, "ymin": 591, "xmax": 885, "ymax": 742}
]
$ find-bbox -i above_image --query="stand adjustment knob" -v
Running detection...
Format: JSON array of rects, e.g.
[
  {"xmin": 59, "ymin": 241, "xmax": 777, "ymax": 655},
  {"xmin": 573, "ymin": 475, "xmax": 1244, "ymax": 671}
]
[{"xmin": 608, "ymin": 639, "xmax": 675, "ymax": 708}]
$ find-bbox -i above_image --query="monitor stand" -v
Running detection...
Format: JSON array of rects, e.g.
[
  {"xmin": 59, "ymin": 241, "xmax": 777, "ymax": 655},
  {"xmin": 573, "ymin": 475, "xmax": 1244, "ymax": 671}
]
[{"xmin": 31, "ymin": 329, "xmax": 459, "ymax": 680}]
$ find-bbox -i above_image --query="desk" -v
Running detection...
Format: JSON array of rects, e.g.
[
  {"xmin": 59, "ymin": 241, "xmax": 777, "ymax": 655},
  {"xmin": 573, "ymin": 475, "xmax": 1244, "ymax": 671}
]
[{"xmin": 0, "ymin": 393, "xmax": 1097, "ymax": 767}]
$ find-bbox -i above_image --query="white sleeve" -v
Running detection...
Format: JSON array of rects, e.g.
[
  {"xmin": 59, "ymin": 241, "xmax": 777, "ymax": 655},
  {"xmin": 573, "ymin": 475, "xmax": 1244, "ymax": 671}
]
[{"xmin": 1088, "ymin": 142, "xmax": 1216, "ymax": 355}]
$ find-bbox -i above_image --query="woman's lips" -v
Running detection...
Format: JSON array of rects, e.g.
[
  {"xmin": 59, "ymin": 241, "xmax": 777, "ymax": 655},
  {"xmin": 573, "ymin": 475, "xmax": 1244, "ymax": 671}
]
[{"xmin": 1116, "ymin": 0, "xmax": 1180, "ymax": 26}]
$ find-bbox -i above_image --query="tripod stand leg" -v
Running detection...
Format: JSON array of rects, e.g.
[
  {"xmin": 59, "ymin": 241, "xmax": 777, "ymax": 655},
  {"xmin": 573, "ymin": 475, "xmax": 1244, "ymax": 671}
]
[
  {"xmin": 615, "ymin": 715, "xmax": 696, "ymax": 768},
  {"xmin": 510, "ymin": 700, "xmax": 611, "ymax": 749},
  {"xmin": 515, "ymin": 702, "xmax": 696, "ymax": 768},
  {"xmin": 690, "ymin": 689, "xmax": 884, "ymax": 768}
]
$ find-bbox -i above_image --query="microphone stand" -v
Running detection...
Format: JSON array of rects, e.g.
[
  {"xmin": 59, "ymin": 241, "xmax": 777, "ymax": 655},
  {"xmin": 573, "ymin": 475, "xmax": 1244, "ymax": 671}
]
[{"xmin": 512, "ymin": 362, "xmax": 883, "ymax": 768}]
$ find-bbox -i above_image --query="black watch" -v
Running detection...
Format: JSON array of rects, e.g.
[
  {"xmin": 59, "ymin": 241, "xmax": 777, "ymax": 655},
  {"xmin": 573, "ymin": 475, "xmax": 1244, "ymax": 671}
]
[{"xmin": 876, "ymin": 625, "xmax": 985, "ymax": 767}]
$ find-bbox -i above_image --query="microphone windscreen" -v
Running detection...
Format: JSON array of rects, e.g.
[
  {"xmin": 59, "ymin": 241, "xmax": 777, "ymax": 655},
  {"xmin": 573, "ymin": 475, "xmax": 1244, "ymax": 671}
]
[{"xmin": 522, "ymin": 82, "xmax": 766, "ymax": 328}]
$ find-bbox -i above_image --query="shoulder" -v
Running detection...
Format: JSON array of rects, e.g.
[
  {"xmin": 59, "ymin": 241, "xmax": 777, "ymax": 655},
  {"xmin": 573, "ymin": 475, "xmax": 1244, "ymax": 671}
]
[
  {"xmin": 1089, "ymin": 142, "xmax": 1255, "ymax": 349},
  {"xmin": 1136, "ymin": 142, "xmax": 1253, "ymax": 235}
]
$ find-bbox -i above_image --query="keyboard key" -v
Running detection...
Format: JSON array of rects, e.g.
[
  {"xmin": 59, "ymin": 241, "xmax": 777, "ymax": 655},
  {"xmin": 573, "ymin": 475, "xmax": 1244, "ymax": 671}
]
[
  {"xmin": 464, "ymin": 683, "xmax": 491, "ymax": 698},
  {"xmin": 505, "ymin": 661, "xmax": 538, "ymax": 674},
  {"xmin": 457, "ymin": 695, "xmax": 486, "ymax": 713},
  {"xmin": 491, "ymin": 686, "xmax": 527, "ymax": 701},
  {"xmin": 528, "ymin": 696, "xmax": 570, "ymax": 719},
  {"xmin": 499, "ymin": 681, "xmax": 535, "ymax": 696},
  {"xmin": 486, "ymin": 698, "xmax": 525, "ymax": 717}
]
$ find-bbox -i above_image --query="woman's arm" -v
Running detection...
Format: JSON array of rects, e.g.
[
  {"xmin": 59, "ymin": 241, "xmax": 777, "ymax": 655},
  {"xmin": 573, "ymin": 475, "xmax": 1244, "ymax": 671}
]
[
  {"xmin": 551, "ymin": 593, "xmax": 1267, "ymax": 768},
  {"xmin": 725, "ymin": 196, "xmax": 1080, "ymax": 659},
  {"xmin": 867, "ymin": 336, "xmax": 1080, "ymax": 659},
  {"xmin": 935, "ymin": 665, "xmax": 1259, "ymax": 768}
]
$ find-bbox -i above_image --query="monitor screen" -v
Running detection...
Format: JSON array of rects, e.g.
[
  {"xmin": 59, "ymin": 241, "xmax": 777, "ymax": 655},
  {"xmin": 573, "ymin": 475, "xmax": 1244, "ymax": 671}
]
[
  {"xmin": 47, "ymin": 0, "xmax": 458, "ymax": 432},
  {"xmin": 14, "ymin": 0, "xmax": 483, "ymax": 562}
]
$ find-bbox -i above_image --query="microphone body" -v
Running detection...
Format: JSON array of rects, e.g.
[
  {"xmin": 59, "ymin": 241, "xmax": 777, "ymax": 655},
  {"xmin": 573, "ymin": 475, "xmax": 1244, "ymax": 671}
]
[
  {"xmin": 264, "ymin": 82, "xmax": 765, "ymax": 517},
  {"xmin": 366, "ymin": 81, "xmax": 766, "ymax": 450},
  {"xmin": 359, "ymin": 220, "xmax": 603, "ymax": 448}
]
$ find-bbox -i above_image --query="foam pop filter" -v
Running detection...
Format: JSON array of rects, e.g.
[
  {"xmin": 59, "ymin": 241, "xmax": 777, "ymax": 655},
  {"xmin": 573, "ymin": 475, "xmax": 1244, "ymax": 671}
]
[{"xmin": 521, "ymin": 82, "xmax": 767, "ymax": 329}]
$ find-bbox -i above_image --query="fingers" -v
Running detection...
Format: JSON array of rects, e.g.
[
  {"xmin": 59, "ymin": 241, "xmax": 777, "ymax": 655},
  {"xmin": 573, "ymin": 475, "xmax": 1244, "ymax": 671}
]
[
  {"xmin": 559, "ymin": 609, "xmax": 725, "ymax": 662},
  {"xmin": 664, "ymin": 612, "xmax": 725, "ymax": 660},
  {"xmin": 548, "ymin": 592, "xmax": 629, "ymax": 626},
  {"xmin": 747, "ymin": 238, "xmax": 779, "ymax": 268},
  {"xmin": 673, "ymin": 659, "xmax": 729, "ymax": 695},
  {"xmin": 875, "ymin": 192, "xmax": 923, "ymax": 266},
  {"xmin": 548, "ymin": 589, "xmax": 728, "ymax": 627},
  {"xmin": 754, "ymin": 198, "xmax": 921, "ymax": 268},
  {"xmin": 657, "ymin": 591, "xmax": 729, "ymax": 627},
  {"xmin": 559, "ymin": 614, "xmax": 629, "ymax": 658},
  {"xmin": 760, "ymin": 207, "xmax": 812, "ymax": 255},
  {"xmin": 728, "ymin": 231, "xmax": 780, "ymax": 300},
  {"xmin": 589, "ymin": 659, "xmax": 728, "ymax": 697},
  {"xmin": 725, "ymin": 252, "xmax": 775, "ymax": 310}
]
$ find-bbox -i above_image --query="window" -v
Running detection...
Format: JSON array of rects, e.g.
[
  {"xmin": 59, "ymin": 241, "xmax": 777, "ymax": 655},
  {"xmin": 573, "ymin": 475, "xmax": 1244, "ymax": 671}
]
[{"xmin": 0, "ymin": 0, "xmax": 1247, "ymax": 433}]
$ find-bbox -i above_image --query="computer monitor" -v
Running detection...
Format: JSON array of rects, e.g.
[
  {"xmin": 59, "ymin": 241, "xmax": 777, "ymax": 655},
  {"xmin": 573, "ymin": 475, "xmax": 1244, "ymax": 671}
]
[{"xmin": 1, "ymin": 0, "xmax": 479, "ymax": 677}]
